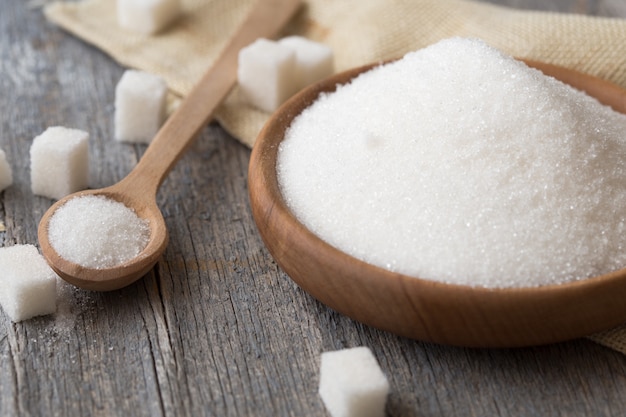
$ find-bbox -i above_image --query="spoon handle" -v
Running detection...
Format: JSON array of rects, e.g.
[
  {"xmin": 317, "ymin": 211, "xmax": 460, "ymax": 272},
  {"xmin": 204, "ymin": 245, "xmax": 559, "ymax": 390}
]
[{"xmin": 121, "ymin": 0, "xmax": 302, "ymax": 196}]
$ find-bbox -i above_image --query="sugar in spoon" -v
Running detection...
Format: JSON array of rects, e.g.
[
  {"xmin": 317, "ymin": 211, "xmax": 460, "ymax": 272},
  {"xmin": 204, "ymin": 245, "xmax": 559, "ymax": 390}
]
[{"xmin": 37, "ymin": 0, "xmax": 302, "ymax": 291}]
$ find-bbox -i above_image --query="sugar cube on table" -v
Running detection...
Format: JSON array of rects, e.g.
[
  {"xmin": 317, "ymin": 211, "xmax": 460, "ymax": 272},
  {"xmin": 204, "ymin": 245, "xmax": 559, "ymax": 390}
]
[
  {"xmin": 0, "ymin": 245, "xmax": 57, "ymax": 322},
  {"xmin": 319, "ymin": 346, "xmax": 390, "ymax": 417},
  {"xmin": 279, "ymin": 36, "xmax": 334, "ymax": 88},
  {"xmin": 237, "ymin": 38, "xmax": 298, "ymax": 113},
  {"xmin": 116, "ymin": 0, "xmax": 181, "ymax": 35},
  {"xmin": 30, "ymin": 126, "xmax": 89, "ymax": 200},
  {"xmin": 0, "ymin": 149, "xmax": 13, "ymax": 192},
  {"xmin": 115, "ymin": 69, "xmax": 168, "ymax": 144}
]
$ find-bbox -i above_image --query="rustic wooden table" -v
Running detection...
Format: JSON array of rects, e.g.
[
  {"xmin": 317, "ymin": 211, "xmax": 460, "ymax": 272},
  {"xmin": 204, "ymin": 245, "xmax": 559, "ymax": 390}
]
[{"xmin": 1, "ymin": 0, "xmax": 626, "ymax": 416}]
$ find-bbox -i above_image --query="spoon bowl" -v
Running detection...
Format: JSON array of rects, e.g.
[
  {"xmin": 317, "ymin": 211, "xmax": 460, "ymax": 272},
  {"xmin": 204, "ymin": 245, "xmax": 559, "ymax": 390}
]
[
  {"xmin": 37, "ymin": 0, "xmax": 302, "ymax": 291},
  {"xmin": 38, "ymin": 185, "xmax": 168, "ymax": 291},
  {"xmin": 248, "ymin": 59, "xmax": 626, "ymax": 348}
]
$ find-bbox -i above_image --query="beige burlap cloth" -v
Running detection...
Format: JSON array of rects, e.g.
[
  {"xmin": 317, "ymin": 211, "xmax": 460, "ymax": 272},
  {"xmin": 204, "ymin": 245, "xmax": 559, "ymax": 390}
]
[{"xmin": 45, "ymin": 0, "xmax": 626, "ymax": 353}]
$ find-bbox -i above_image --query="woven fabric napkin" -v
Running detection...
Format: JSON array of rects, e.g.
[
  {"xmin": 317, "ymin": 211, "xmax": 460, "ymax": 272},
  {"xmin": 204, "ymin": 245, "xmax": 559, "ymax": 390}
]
[{"xmin": 44, "ymin": 0, "xmax": 626, "ymax": 354}]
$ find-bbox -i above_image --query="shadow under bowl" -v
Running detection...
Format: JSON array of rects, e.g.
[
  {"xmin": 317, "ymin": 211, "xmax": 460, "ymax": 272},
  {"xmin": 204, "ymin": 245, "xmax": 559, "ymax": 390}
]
[{"xmin": 248, "ymin": 59, "xmax": 626, "ymax": 348}]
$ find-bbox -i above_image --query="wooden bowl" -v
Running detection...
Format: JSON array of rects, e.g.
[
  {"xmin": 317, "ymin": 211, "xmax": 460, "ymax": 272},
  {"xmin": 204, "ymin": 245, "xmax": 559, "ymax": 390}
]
[{"xmin": 248, "ymin": 59, "xmax": 626, "ymax": 348}]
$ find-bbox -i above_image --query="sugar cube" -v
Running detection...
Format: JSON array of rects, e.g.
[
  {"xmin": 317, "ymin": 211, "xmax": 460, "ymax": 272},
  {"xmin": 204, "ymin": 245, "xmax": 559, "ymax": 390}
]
[
  {"xmin": 319, "ymin": 347, "xmax": 389, "ymax": 417},
  {"xmin": 0, "ymin": 149, "xmax": 13, "ymax": 192},
  {"xmin": 114, "ymin": 70, "xmax": 168, "ymax": 144},
  {"xmin": 116, "ymin": 0, "xmax": 181, "ymax": 35},
  {"xmin": 0, "ymin": 245, "xmax": 57, "ymax": 322},
  {"xmin": 30, "ymin": 126, "xmax": 89, "ymax": 200},
  {"xmin": 237, "ymin": 38, "xmax": 298, "ymax": 113},
  {"xmin": 279, "ymin": 36, "xmax": 334, "ymax": 88}
]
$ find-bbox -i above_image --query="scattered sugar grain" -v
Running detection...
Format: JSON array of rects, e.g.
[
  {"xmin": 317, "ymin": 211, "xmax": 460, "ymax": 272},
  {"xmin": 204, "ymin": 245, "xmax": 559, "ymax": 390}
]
[
  {"xmin": 0, "ymin": 244, "xmax": 57, "ymax": 322},
  {"xmin": 0, "ymin": 149, "xmax": 13, "ymax": 192},
  {"xmin": 318, "ymin": 347, "xmax": 389, "ymax": 417},
  {"xmin": 48, "ymin": 195, "xmax": 150, "ymax": 269},
  {"xmin": 53, "ymin": 277, "xmax": 79, "ymax": 336},
  {"xmin": 278, "ymin": 37, "xmax": 626, "ymax": 288}
]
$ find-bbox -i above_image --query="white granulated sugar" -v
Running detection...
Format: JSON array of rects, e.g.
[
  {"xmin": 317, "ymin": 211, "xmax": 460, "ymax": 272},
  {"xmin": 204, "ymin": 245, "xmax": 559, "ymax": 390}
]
[
  {"xmin": 48, "ymin": 195, "xmax": 150, "ymax": 269},
  {"xmin": 277, "ymin": 37, "xmax": 626, "ymax": 288}
]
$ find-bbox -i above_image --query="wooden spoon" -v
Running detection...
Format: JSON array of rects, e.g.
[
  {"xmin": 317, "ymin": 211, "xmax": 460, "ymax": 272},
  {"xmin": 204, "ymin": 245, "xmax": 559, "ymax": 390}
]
[
  {"xmin": 38, "ymin": 0, "xmax": 302, "ymax": 291},
  {"xmin": 248, "ymin": 59, "xmax": 626, "ymax": 348}
]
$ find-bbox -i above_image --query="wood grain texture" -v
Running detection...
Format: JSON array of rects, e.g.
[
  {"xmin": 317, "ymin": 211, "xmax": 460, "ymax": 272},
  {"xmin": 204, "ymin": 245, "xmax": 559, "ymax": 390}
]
[{"xmin": 0, "ymin": 1, "xmax": 625, "ymax": 416}]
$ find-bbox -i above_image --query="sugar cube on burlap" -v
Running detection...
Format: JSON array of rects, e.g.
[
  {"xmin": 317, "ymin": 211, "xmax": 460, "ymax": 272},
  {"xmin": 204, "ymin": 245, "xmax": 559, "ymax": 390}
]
[
  {"xmin": 117, "ymin": 0, "xmax": 181, "ymax": 35},
  {"xmin": 114, "ymin": 70, "xmax": 168, "ymax": 144},
  {"xmin": 237, "ymin": 38, "xmax": 298, "ymax": 113},
  {"xmin": 279, "ymin": 36, "xmax": 334, "ymax": 88}
]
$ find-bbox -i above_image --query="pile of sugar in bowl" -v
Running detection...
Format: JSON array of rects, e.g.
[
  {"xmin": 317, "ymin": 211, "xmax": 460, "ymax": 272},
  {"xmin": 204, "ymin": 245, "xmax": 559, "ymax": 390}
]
[{"xmin": 277, "ymin": 37, "xmax": 626, "ymax": 288}]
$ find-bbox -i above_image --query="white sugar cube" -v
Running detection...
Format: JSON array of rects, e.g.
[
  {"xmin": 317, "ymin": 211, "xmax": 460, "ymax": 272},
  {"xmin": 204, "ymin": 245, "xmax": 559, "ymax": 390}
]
[
  {"xmin": 279, "ymin": 36, "xmax": 334, "ymax": 88},
  {"xmin": 116, "ymin": 0, "xmax": 181, "ymax": 35},
  {"xmin": 237, "ymin": 38, "xmax": 298, "ymax": 113},
  {"xmin": 30, "ymin": 126, "xmax": 89, "ymax": 200},
  {"xmin": 0, "ymin": 245, "xmax": 57, "ymax": 322},
  {"xmin": 114, "ymin": 70, "xmax": 168, "ymax": 144},
  {"xmin": 0, "ymin": 149, "xmax": 13, "ymax": 192},
  {"xmin": 319, "ymin": 347, "xmax": 389, "ymax": 417}
]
